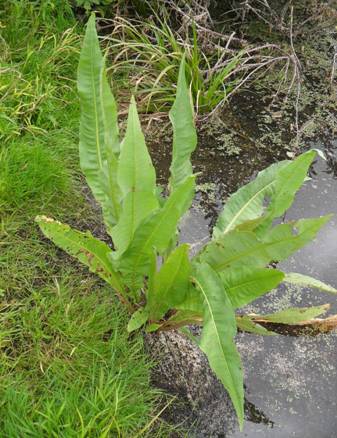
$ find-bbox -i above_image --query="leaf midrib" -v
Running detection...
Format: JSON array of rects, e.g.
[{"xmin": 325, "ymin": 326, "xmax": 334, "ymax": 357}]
[
  {"xmin": 194, "ymin": 276, "xmax": 241, "ymax": 404},
  {"xmin": 213, "ymin": 224, "xmax": 317, "ymax": 271},
  {"xmin": 89, "ymin": 31, "xmax": 103, "ymax": 170},
  {"xmin": 222, "ymin": 180, "xmax": 274, "ymax": 234},
  {"xmin": 225, "ymin": 270, "xmax": 282, "ymax": 293},
  {"xmin": 42, "ymin": 219, "xmax": 120, "ymax": 290}
]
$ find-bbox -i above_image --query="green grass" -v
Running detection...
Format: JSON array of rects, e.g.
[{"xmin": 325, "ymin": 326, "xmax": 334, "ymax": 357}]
[
  {"xmin": 108, "ymin": 13, "xmax": 240, "ymax": 114},
  {"xmin": 0, "ymin": 279, "xmax": 163, "ymax": 437},
  {"xmin": 0, "ymin": 2, "xmax": 176, "ymax": 435},
  {"xmin": 0, "ymin": 140, "xmax": 71, "ymax": 212},
  {"xmin": 0, "ymin": 0, "xmax": 80, "ymax": 141}
]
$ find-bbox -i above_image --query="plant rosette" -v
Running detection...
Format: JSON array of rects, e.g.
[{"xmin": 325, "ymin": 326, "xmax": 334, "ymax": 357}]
[{"xmin": 36, "ymin": 14, "xmax": 337, "ymax": 430}]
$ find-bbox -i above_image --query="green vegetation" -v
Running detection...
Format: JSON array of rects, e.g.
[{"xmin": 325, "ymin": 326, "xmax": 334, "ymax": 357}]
[
  {"xmin": 0, "ymin": 1, "xmax": 79, "ymax": 141},
  {"xmin": 0, "ymin": 2, "xmax": 173, "ymax": 436},
  {"xmin": 108, "ymin": 13, "xmax": 241, "ymax": 113},
  {"xmin": 0, "ymin": 141, "xmax": 70, "ymax": 211},
  {"xmin": 76, "ymin": 0, "xmax": 114, "ymax": 13},
  {"xmin": 0, "ymin": 282, "xmax": 161, "ymax": 436},
  {"xmin": 2, "ymin": 2, "xmax": 336, "ymax": 435},
  {"xmin": 37, "ymin": 15, "xmax": 336, "ymax": 430}
]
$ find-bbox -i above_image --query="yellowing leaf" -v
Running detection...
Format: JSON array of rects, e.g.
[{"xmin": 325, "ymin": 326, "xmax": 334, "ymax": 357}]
[
  {"xmin": 256, "ymin": 304, "xmax": 329, "ymax": 324},
  {"xmin": 35, "ymin": 216, "xmax": 123, "ymax": 294}
]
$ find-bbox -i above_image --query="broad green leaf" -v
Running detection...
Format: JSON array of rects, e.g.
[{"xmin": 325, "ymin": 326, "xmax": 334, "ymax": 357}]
[
  {"xmin": 116, "ymin": 96, "xmax": 157, "ymax": 196},
  {"xmin": 284, "ymin": 272, "xmax": 337, "ymax": 294},
  {"xmin": 111, "ymin": 97, "xmax": 158, "ymax": 253},
  {"xmin": 236, "ymin": 316, "xmax": 277, "ymax": 336},
  {"xmin": 202, "ymin": 216, "xmax": 331, "ymax": 272},
  {"xmin": 101, "ymin": 65, "xmax": 122, "ymax": 224},
  {"xmin": 175, "ymin": 281, "xmax": 203, "ymax": 313},
  {"xmin": 194, "ymin": 263, "xmax": 244, "ymax": 429},
  {"xmin": 169, "ymin": 57, "xmax": 197, "ymax": 191},
  {"xmin": 221, "ymin": 267, "xmax": 284, "ymax": 309},
  {"xmin": 101, "ymin": 65, "xmax": 119, "ymax": 155},
  {"xmin": 256, "ymin": 304, "xmax": 330, "ymax": 324},
  {"xmin": 214, "ymin": 151, "xmax": 316, "ymax": 239},
  {"xmin": 127, "ymin": 307, "xmax": 149, "ymax": 332},
  {"xmin": 147, "ymin": 248, "xmax": 157, "ymax": 297},
  {"xmin": 78, "ymin": 14, "xmax": 121, "ymax": 233},
  {"xmin": 257, "ymin": 150, "xmax": 316, "ymax": 234},
  {"xmin": 35, "ymin": 216, "xmax": 123, "ymax": 293},
  {"xmin": 118, "ymin": 176, "xmax": 195, "ymax": 291},
  {"xmin": 214, "ymin": 160, "xmax": 289, "ymax": 238},
  {"xmin": 234, "ymin": 216, "xmax": 268, "ymax": 232},
  {"xmin": 148, "ymin": 244, "xmax": 191, "ymax": 320},
  {"xmin": 112, "ymin": 190, "xmax": 158, "ymax": 254}
]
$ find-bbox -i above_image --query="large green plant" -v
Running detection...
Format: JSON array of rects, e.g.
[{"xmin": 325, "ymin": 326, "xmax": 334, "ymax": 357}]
[{"xmin": 36, "ymin": 15, "xmax": 336, "ymax": 429}]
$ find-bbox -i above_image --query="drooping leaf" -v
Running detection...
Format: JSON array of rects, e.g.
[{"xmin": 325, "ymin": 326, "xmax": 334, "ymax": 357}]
[
  {"xmin": 118, "ymin": 175, "xmax": 195, "ymax": 291},
  {"xmin": 213, "ymin": 160, "xmax": 289, "ymax": 238},
  {"xmin": 148, "ymin": 244, "xmax": 191, "ymax": 320},
  {"xmin": 194, "ymin": 263, "xmax": 244, "ymax": 429},
  {"xmin": 252, "ymin": 304, "xmax": 330, "ymax": 324},
  {"xmin": 111, "ymin": 97, "xmax": 158, "ymax": 253},
  {"xmin": 127, "ymin": 307, "xmax": 149, "ymax": 333},
  {"xmin": 169, "ymin": 57, "xmax": 197, "ymax": 191},
  {"xmin": 178, "ymin": 267, "xmax": 284, "ymax": 314},
  {"xmin": 35, "ymin": 216, "xmax": 123, "ymax": 293},
  {"xmin": 78, "ymin": 14, "xmax": 121, "ymax": 233},
  {"xmin": 284, "ymin": 272, "xmax": 337, "ymax": 294},
  {"xmin": 201, "ymin": 216, "xmax": 331, "ymax": 272},
  {"xmin": 221, "ymin": 267, "xmax": 284, "ymax": 309},
  {"xmin": 236, "ymin": 316, "xmax": 277, "ymax": 336}
]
